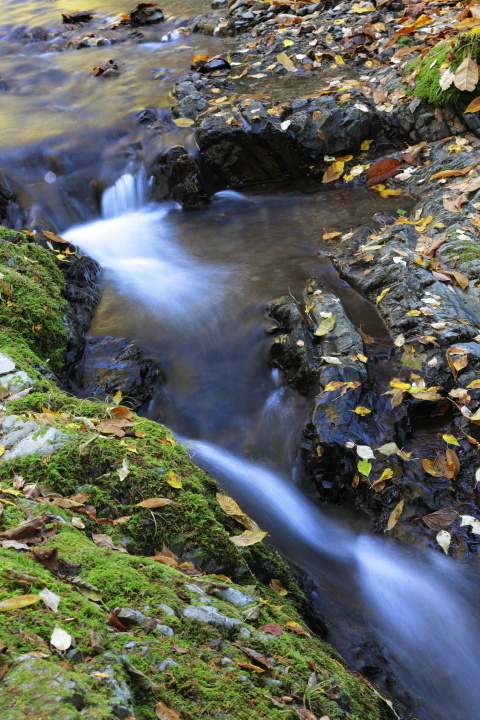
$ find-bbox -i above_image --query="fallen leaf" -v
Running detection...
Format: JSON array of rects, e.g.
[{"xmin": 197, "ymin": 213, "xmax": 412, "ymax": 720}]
[
  {"xmin": 442, "ymin": 434, "xmax": 459, "ymax": 446},
  {"xmin": 92, "ymin": 534, "xmax": 115, "ymax": 549},
  {"xmin": 173, "ymin": 117, "xmax": 195, "ymax": 127},
  {"xmin": 229, "ymin": 530, "xmax": 267, "ymax": 547},
  {"xmin": 436, "ymin": 530, "xmax": 451, "ymax": 554},
  {"xmin": 39, "ymin": 588, "xmax": 60, "ymax": 612},
  {"xmin": 460, "ymin": 514, "xmax": 480, "ymax": 534},
  {"xmin": 357, "ymin": 459, "xmax": 372, "ymax": 476},
  {"xmin": 71, "ymin": 577, "xmax": 103, "ymax": 602},
  {"xmin": 258, "ymin": 623, "xmax": 283, "ymax": 636},
  {"xmin": 356, "ymin": 445, "xmax": 375, "ymax": 459},
  {"xmin": 454, "ymin": 54, "xmax": 479, "ymax": 92},
  {"xmin": 276, "ymin": 52, "xmax": 296, "ymax": 72},
  {"xmin": 165, "ymin": 471, "xmax": 182, "ymax": 489},
  {"xmin": 270, "ymin": 578, "xmax": 288, "ymax": 596},
  {"xmin": 234, "ymin": 658, "xmax": 265, "ymax": 673},
  {"xmin": 155, "ymin": 701, "xmax": 185, "ymax": 720},
  {"xmin": 371, "ymin": 468, "xmax": 393, "ymax": 492},
  {"xmin": 0, "ymin": 594, "xmax": 41, "ymax": 611},
  {"xmin": 50, "ymin": 625, "xmax": 72, "ymax": 651},
  {"xmin": 420, "ymin": 507, "xmax": 457, "ymax": 531},
  {"xmin": 136, "ymin": 498, "xmax": 179, "ymax": 509},
  {"xmin": 322, "ymin": 162, "xmax": 344, "ymax": 184},
  {"xmin": 118, "ymin": 459, "xmax": 130, "ymax": 482},
  {"xmin": 387, "ymin": 499, "xmax": 404, "ymax": 531},
  {"xmin": 110, "ymin": 406, "xmax": 133, "ymax": 420},
  {"xmin": 376, "ymin": 287, "xmax": 391, "ymax": 304},
  {"xmin": 314, "ymin": 315, "xmax": 336, "ymax": 336},
  {"xmin": 354, "ymin": 406, "xmax": 371, "ymax": 416}
]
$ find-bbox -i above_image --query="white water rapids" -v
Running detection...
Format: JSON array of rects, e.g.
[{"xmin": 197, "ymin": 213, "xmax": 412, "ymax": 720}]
[{"xmin": 64, "ymin": 175, "xmax": 480, "ymax": 720}]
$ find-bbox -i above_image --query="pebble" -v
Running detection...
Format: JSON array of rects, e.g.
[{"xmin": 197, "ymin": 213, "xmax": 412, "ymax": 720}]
[
  {"xmin": 156, "ymin": 624, "xmax": 175, "ymax": 637},
  {"xmin": 181, "ymin": 605, "xmax": 242, "ymax": 630},
  {"xmin": 158, "ymin": 658, "xmax": 180, "ymax": 671},
  {"xmin": 159, "ymin": 603, "xmax": 176, "ymax": 616},
  {"xmin": 215, "ymin": 587, "xmax": 257, "ymax": 608}
]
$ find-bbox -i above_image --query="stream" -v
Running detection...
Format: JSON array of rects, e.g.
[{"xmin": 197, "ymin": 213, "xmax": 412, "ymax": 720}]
[{"xmin": 2, "ymin": 3, "xmax": 480, "ymax": 719}]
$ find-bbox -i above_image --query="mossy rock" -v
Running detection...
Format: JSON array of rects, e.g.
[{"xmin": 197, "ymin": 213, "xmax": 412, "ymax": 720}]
[
  {"xmin": 411, "ymin": 30, "xmax": 480, "ymax": 110},
  {"xmin": 0, "ymin": 229, "xmax": 68, "ymax": 375},
  {"xmin": 0, "ymin": 502, "xmax": 397, "ymax": 720}
]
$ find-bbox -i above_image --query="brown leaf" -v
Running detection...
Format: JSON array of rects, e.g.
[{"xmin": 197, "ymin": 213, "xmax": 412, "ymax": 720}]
[
  {"xmin": 110, "ymin": 406, "xmax": 133, "ymax": 420},
  {"xmin": 420, "ymin": 507, "xmax": 457, "ymax": 531},
  {"xmin": 33, "ymin": 547, "xmax": 59, "ymax": 574},
  {"xmin": 92, "ymin": 533, "xmax": 115, "ymax": 549},
  {"xmin": 233, "ymin": 658, "xmax": 265, "ymax": 673},
  {"xmin": 322, "ymin": 161, "xmax": 344, "ymax": 183},
  {"xmin": 429, "ymin": 167, "xmax": 474, "ymax": 181},
  {"xmin": 95, "ymin": 421, "xmax": 125, "ymax": 437},
  {"xmin": 171, "ymin": 643, "xmax": 188, "ymax": 654},
  {"xmin": 257, "ymin": 623, "xmax": 283, "ymax": 636},
  {"xmin": 464, "ymin": 97, "xmax": 480, "ymax": 114},
  {"xmin": 42, "ymin": 230, "xmax": 70, "ymax": 244},
  {"xmin": 270, "ymin": 578, "xmax": 288, "ymax": 595},
  {"xmin": 442, "ymin": 194, "xmax": 469, "ymax": 213},
  {"xmin": 445, "ymin": 448, "xmax": 460, "ymax": 478},
  {"xmin": 136, "ymin": 498, "xmax": 179, "ymax": 509},
  {"xmin": 387, "ymin": 499, "xmax": 404, "ymax": 531},
  {"xmin": 415, "ymin": 232, "xmax": 446, "ymax": 258},
  {"xmin": 155, "ymin": 701, "xmax": 184, "ymax": 720},
  {"xmin": 237, "ymin": 645, "xmax": 271, "ymax": 668},
  {"xmin": 454, "ymin": 54, "xmax": 479, "ymax": 92},
  {"xmin": 366, "ymin": 157, "xmax": 403, "ymax": 185},
  {"xmin": 422, "ymin": 456, "xmax": 455, "ymax": 480},
  {"xmin": 107, "ymin": 609, "xmax": 129, "ymax": 633}
]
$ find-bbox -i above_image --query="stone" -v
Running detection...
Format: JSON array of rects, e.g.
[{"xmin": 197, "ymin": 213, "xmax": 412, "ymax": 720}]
[
  {"xmin": 159, "ymin": 603, "xmax": 176, "ymax": 616},
  {"xmin": 0, "ymin": 353, "xmax": 15, "ymax": 376},
  {"xmin": 116, "ymin": 608, "xmax": 148, "ymax": 627},
  {"xmin": 238, "ymin": 626, "xmax": 251, "ymax": 639},
  {"xmin": 181, "ymin": 604, "xmax": 242, "ymax": 630},
  {"xmin": 158, "ymin": 658, "xmax": 180, "ymax": 671},
  {"xmin": 219, "ymin": 657, "xmax": 233, "ymax": 666},
  {"xmin": 150, "ymin": 145, "xmax": 209, "ymax": 209},
  {"xmin": 156, "ymin": 624, "xmax": 174, "ymax": 637},
  {"xmin": 1, "ymin": 420, "xmax": 67, "ymax": 462},
  {"xmin": 0, "ymin": 371, "xmax": 34, "ymax": 394},
  {"xmin": 214, "ymin": 587, "xmax": 257, "ymax": 607},
  {"xmin": 92, "ymin": 652, "xmax": 134, "ymax": 719}
]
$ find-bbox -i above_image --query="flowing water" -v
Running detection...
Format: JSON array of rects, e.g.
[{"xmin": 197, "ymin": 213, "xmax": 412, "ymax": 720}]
[{"xmin": 3, "ymin": 3, "xmax": 480, "ymax": 719}]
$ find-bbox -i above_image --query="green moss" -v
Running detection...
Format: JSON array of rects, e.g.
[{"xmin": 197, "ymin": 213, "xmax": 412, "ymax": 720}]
[
  {"xmin": 0, "ymin": 507, "xmax": 397, "ymax": 720},
  {"xmin": 411, "ymin": 31, "xmax": 480, "ymax": 109},
  {"xmin": 0, "ymin": 237, "xmax": 68, "ymax": 373}
]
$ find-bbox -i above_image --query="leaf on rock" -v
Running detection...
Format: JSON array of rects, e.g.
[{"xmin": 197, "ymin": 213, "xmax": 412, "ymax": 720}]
[
  {"xmin": 387, "ymin": 499, "xmax": 404, "ymax": 531},
  {"xmin": 276, "ymin": 52, "xmax": 296, "ymax": 72},
  {"xmin": 173, "ymin": 118, "xmax": 195, "ymax": 127},
  {"xmin": 436, "ymin": 530, "xmax": 451, "ymax": 554},
  {"xmin": 356, "ymin": 444, "xmax": 375, "ymax": 459},
  {"xmin": 461, "ymin": 514, "xmax": 480, "ymax": 534},
  {"xmin": 366, "ymin": 157, "xmax": 403, "ymax": 186},
  {"xmin": 229, "ymin": 530, "xmax": 267, "ymax": 547},
  {"xmin": 464, "ymin": 97, "xmax": 480, "ymax": 114},
  {"xmin": 371, "ymin": 468, "xmax": 393, "ymax": 492},
  {"xmin": 314, "ymin": 315, "xmax": 336, "ymax": 336},
  {"xmin": 0, "ymin": 594, "xmax": 41, "ymax": 611},
  {"xmin": 376, "ymin": 287, "xmax": 391, "ymax": 304},
  {"xmin": 50, "ymin": 625, "xmax": 72, "ymax": 651},
  {"xmin": 420, "ymin": 507, "xmax": 457, "ymax": 531},
  {"xmin": 42, "ymin": 230, "xmax": 70, "ymax": 245},
  {"xmin": 354, "ymin": 406, "xmax": 371, "ymax": 416},
  {"xmin": 216, "ymin": 493, "xmax": 260, "ymax": 532},
  {"xmin": 442, "ymin": 434, "xmax": 459, "ymax": 446},
  {"xmin": 357, "ymin": 459, "xmax": 372, "ymax": 477},
  {"xmin": 322, "ymin": 162, "xmax": 344, "ymax": 184}
]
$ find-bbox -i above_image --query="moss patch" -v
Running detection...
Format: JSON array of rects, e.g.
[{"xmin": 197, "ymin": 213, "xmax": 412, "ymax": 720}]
[{"xmin": 411, "ymin": 31, "xmax": 480, "ymax": 109}]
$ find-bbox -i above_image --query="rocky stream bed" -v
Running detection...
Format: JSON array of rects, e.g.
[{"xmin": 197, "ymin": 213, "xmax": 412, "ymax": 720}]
[{"xmin": 2, "ymin": 0, "xmax": 480, "ymax": 719}]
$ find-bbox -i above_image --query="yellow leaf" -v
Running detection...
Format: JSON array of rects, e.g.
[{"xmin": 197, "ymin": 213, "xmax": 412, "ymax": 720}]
[
  {"xmin": 354, "ymin": 406, "xmax": 371, "ymax": 416},
  {"xmin": 371, "ymin": 468, "xmax": 393, "ymax": 492},
  {"xmin": 283, "ymin": 39, "xmax": 294, "ymax": 47},
  {"xmin": 229, "ymin": 530, "xmax": 268, "ymax": 547},
  {"xmin": 376, "ymin": 287, "xmax": 391, "ymax": 304},
  {"xmin": 322, "ymin": 161, "xmax": 345, "ymax": 184},
  {"xmin": 442, "ymin": 434, "xmax": 460, "ymax": 446},
  {"xmin": 136, "ymin": 498, "xmax": 178, "ymax": 509},
  {"xmin": 0, "ymin": 445, "xmax": 4, "ymax": 458},
  {"xmin": 360, "ymin": 140, "xmax": 373, "ymax": 150},
  {"xmin": 352, "ymin": 2, "xmax": 375, "ymax": 11},
  {"xmin": 305, "ymin": 302, "xmax": 314, "ymax": 313},
  {"xmin": 357, "ymin": 353, "xmax": 368, "ymax": 362},
  {"xmin": 165, "ymin": 471, "xmax": 182, "ymax": 489},
  {"xmin": 276, "ymin": 52, "xmax": 296, "ymax": 72},
  {"xmin": 314, "ymin": 315, "xmax": 336, "ymax": 337},
  {"xmin": 390, "ymin": 379, "xmax": 411, "ymax": 390},
  {"xmin": 0, "ymin": 594, "xmax": 42, "ymax": 611},
  {"xmin": 406, "ymin": 309, "xmax": 421, "ymax": 316},
  {"xmin": 387, "ymin": 499, "xmax": 404, "ymax": 531},
  {"xmin": 466, "ymin": 379, "xmax": 480, "ymax": 389},
  {"xmin": 173, "ymin": 117, "xmax": 195, "ymax": 127},
  {"xmin": 270, "ymin": 578, "xmax": 288, "ymax": 595},
  {"xmin": 378, "ymin": 188, "xmax": 402, "ymax": 198},
  {"xmin": 335, "ymin": 55, "xmax": 345, "ymax": 65},
  {"xmin": 112, "ymin": 391, "xmax": 122, "ymax": 406},
  {"xmin": 464, "ymin": 96, "xmax": 480, "ymax": 114},
  {"xmin": 323, "ymin": 231, "xmax": 341, "ymax": 240}
]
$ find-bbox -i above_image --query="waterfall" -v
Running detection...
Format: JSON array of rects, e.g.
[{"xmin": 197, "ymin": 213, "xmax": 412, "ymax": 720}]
[{"xmin": 101, "ymin": 169, "xmax": 147, "ymax": 219}]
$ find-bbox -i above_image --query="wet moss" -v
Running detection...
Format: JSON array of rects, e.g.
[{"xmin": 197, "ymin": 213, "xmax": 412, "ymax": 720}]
[{"xmin": 411, "ymin": 31, "xmax": 480, "ymax": 109}]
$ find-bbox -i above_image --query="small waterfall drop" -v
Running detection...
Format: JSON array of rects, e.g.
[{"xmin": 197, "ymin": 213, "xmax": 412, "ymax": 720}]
[{"xmin": 101, "ymin": 170, "xmax": 147, "ymax": 219}]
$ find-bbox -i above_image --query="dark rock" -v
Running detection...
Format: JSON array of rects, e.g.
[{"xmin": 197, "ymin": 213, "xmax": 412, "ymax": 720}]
[
  {"xmin": 172, "ymin": 91, "xmax": 209, "ymax": 120},
  {"xmin": 0, "ymin": 171, "xmax": 14, "ymax": 220},
  {"xmin": 125, "ymin": 3, "xmax": 165, "ymax": 25},
  {"xmin": 74, "ymin": 335, "xmax": 163, "ymax": 409},
  {"xmin": 150, "ymin": 145, "xmax": 209, "ymax": 209}
]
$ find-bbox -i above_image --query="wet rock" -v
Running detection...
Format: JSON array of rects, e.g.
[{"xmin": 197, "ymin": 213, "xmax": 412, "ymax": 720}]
[
  {"xmin": 74, "ymin": 336, "xmax": 162, "ymax": 409},
  {"xmin": 124, "ymin": 3, "xmax": 165, "ymax": 25},
  {"xmin": 214, "ymin": 587, "xmax": 257, "ymax": 607},
  {"xmin": 62, "ymin": 11, "xmax": 93, "ymax": 24},
  {"xmin": 211, "ymin": 0, "xmax": 228, "ymax": 7},
  {"xmin": 0, "ymin": 353, "xmax": 16, "ymax": 376},
  {"xmin": 181, "ymin": 604, "xmax": 242, "ymax": 629},
  {"xmin": 150, "ymin": 145, "xmax": 208, "ymax": 209},
  {"xmin": 0, "ymin": 171, "xmax": 14, "ymax": 220},
  {"xmin": 172, "ymin": 91, "xmax": 209, "ymax": 120}
]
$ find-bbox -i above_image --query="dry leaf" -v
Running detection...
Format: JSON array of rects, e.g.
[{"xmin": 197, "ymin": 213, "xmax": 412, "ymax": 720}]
[
  {"xmin": 276, "ymin": 52, "xmax": 296, "ymax": 72},
  {"xmin": 420, "ymin": 507, "xmax": 457, "ymax": 531},
  {"xmin": 39, "ymin": 588, "xmax": 60, "ymax": 612},
  {"xmin": 50, "ymin": 625, "xmax": 72, "ymax": 651},
  {"xmin": 0, "ymin": 594, "xmax": 41, "ymax": 611},
  {"xmin": 229, "ymin": 530, "xmax": 267, "ymax": 547},
  {"xmin": 155, "ymin": 701, "xmax": 185, "ymax": 720},
  {"xmin": 436, "ymin": 530, "xmax": 451, "ymax": 554},
  {"xmin": 387, "ymin": 499, "xmax": 404, "ymax": 531},
  {"xmin": 118, "ymin": 459, "xmax": 130, "ymax": 482},
  {"xmin": 136, "ymin": 498, "xmax": 179, "ymax": 509},
  {"xmin": 322, "ymin": 162, "xmax": 344, "ymax": 184},
  {"xmin": 165, "ymin": 471, "xmax": 182, "ymax": 488},
  {"xmin": 270, "ymin": 578, "xmax": 288, "ymax": 596},
  {"xmin": 454, "ymin": 54, "xmax": 479, "ymax": 92}
]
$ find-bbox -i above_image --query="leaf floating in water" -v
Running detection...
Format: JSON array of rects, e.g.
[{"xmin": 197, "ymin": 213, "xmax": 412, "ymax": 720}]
[
  {"xmin": 436, "ymin": 530, "xmax": 451, "ymax": 554},
  {"xmin": 387, "ymin": 499, "xmax": 404, "ymax": 531}
]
